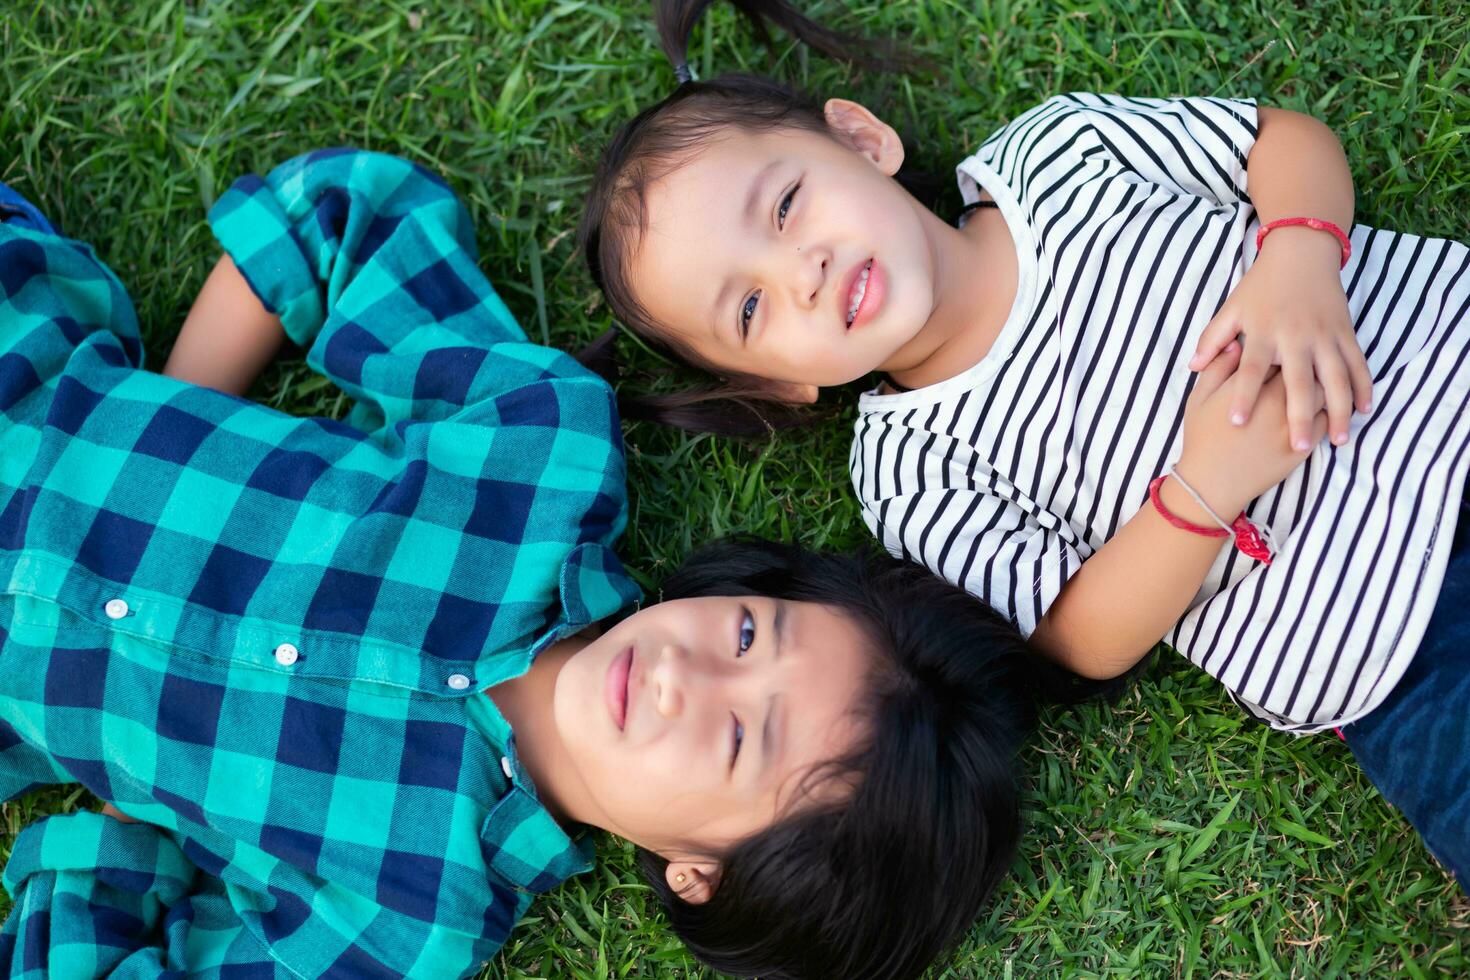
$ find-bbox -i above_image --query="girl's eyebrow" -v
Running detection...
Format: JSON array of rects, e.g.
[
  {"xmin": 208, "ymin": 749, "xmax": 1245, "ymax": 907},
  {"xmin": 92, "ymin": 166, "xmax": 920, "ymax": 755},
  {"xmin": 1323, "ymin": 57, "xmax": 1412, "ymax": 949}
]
[
  {"xmin": 711, "ymin": 280, "xmax": 732, "ymax": 340},
  {"xmin": 744, "ymin": 160, "xmax": 783, "ymax": 223},
  {"xmin": 762, "ymin": 694, "xmax": 783, "ymax": 785},
  {"xmin": 761, "ymin": 601, "xmax": 788, "ymax": 773},
  {"xmin": 710, "ymin": 160, "xmax": 786, "ymax": 341}
]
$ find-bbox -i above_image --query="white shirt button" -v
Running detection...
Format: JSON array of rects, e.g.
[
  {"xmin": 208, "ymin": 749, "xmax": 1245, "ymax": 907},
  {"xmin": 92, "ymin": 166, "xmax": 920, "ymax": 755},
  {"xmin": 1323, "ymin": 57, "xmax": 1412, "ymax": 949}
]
[
  {"xmin": 104, "ymin": 598, "xmax": 129, "ymax": 620},
  {"xmin": 500, "ymin": 756, "xmax": 514, "ymax": 780},
  {"xmin": 273, "ymin": 643, "xmax": 299, "ymax": 666},
  {"xmin": 446, "ymin": 673, "xmax": 471, "ymax": 691}
]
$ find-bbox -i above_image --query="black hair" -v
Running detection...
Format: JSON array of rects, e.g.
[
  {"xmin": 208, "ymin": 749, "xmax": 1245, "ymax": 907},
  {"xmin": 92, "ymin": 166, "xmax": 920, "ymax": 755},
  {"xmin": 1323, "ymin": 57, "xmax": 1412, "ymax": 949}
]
[
  {"xmin": 576, "ymin": 0, "xmax": 932, "ymax": 437},
  {"xmin": 643, "ymin": 537, "xmax": 1131, "ymax": 980}
]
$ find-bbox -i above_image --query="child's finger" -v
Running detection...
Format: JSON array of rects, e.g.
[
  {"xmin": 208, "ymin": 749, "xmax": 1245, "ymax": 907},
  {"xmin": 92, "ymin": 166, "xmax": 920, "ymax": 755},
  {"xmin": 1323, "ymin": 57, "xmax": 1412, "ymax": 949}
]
[
  {"xmin": 1188, "ymin": 318, "xmax": 1239, "ymax": 372},
  {"xmin": 1316, "ymin": 352, "xmax": 1354, "ymax": 446},
  {"xmin": 1227, "ymin": 350, "xmax": 1271, "ymax": 426},
  {"xmin": 1282, "ymin": 355, "xmax": 1320, "ymax": 451},
  {"xmin": 1342, "ymin": 336, "xmax": 1374, "ymax": 414},
  {"xmin": 1189, "ymin": 340, "xmax": 1241, "ymax": 403},
  {"xmin": 1308, "ymin": 407, "xmax": 1330, "ymax": 452}
]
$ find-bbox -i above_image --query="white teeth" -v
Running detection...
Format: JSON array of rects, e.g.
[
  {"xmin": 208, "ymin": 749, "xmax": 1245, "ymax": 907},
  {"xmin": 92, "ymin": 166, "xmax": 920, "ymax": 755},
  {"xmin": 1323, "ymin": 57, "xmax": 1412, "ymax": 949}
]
[{"xmin": 847, "ymin": 261, "xmax": 873, "ymax": 324}]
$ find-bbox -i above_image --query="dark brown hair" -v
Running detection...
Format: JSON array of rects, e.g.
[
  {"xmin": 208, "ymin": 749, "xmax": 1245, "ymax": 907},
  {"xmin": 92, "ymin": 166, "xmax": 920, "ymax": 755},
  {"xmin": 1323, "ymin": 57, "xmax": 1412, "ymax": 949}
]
[
  {"xmin": 649, "ymin": 537, "xmax": 1135, "ymax": 979},
  {"xmin": 576, "ymin": 0, "xmax": 918, "ymax": 437}
]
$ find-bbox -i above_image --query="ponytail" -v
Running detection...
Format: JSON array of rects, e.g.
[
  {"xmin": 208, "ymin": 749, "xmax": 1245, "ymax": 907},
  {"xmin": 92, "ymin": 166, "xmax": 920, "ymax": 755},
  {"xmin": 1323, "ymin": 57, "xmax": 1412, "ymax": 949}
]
[
  {"xmin": 653, "ymin": 0, "xmax": 900, "ymax": 83},
  {"xmin": 575, "ymin": 326, "xmax": 823, "ymax": 437}
]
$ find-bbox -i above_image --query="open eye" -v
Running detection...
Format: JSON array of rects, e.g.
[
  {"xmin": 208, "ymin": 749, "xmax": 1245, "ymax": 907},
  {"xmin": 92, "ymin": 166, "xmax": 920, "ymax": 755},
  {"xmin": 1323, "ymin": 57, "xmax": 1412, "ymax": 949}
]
[
  {"xmin": 739, "ymin": 292, "xmax": 760, "ymax": 339},
  {"xmin": 737, "ymin": 609, "xmax": 756, "ymax": 655},
  {"xmin": 777, "ymin": 185, "xmax": 799, "ymax": 229},
  {"xmin": 731, "ymin": 713, "xmax": 745, "ymax": 769}
]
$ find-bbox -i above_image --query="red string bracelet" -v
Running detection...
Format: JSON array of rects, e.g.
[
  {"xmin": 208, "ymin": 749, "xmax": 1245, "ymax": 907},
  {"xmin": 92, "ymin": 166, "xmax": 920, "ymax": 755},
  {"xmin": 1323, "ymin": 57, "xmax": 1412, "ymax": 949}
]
[
  {"xmin": 1256, "ymin": 217, "xmax": 1351, "ymax": 270},
  {"xmin": 1147, "ymin": 474, "xmax": 1275, "ymax": 564}
]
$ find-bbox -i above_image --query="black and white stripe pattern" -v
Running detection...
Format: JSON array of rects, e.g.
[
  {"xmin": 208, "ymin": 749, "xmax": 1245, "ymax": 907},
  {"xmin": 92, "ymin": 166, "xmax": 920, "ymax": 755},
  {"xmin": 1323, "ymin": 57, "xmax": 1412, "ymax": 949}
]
[{"xmin": 851, "ymin": 93, "xmax": 1470, "ymax": 731}]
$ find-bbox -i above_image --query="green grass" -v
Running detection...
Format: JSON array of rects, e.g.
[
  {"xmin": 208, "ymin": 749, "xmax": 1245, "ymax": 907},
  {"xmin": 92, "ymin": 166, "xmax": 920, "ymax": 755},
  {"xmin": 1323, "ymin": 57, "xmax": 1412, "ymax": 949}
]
[{"xmin": 2, "ymin": 0, "xmax": 1467, "ymax": 975}]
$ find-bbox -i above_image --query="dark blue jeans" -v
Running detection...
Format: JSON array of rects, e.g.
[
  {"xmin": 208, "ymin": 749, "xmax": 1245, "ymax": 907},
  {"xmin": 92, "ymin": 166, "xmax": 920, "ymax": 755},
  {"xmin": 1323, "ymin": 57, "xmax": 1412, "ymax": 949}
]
[{"xmin": 1343, "ymin": 488, "xmax": 1470, "ymax": 889}]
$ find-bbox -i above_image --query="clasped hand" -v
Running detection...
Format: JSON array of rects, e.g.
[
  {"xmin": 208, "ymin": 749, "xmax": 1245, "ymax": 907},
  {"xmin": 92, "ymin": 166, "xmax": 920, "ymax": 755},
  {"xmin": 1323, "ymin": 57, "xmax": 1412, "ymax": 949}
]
[
  {"xmin": 1187, "ymin": 227, "xmax": 1373, "ymax": 451},
  {"xmin": 1177, "ymin": 232, "xmax": 1375, "ymax": 514}
]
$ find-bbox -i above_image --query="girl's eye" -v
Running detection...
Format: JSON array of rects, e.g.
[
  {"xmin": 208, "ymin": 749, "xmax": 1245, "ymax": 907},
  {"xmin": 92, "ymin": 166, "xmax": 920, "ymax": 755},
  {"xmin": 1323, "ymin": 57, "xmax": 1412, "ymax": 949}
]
[
  {"xmin": 731, "ymin": 713, "xmax": 745, "ymax": 769},
  {"xmin": 737, "ymin": 610, "xmax": 756, "ymax": 655},
  {"xmin": 739, "ymin": 292, "xmax": 760, "ymax": 338},
  {"xmin": 778, "ymin": 185, "xmax": 799, "ymax": 229}
]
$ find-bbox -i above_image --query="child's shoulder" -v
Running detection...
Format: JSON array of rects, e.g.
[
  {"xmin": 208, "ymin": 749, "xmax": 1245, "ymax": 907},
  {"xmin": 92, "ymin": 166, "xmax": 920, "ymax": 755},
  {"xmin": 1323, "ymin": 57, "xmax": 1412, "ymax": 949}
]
[
  {"xmin": 967, "ymin": 92, "xmax": 1257, "ymax": 170},
  {"xmin": 969, "ymin": 92, "xmax": 1103, "ymax": 160}
]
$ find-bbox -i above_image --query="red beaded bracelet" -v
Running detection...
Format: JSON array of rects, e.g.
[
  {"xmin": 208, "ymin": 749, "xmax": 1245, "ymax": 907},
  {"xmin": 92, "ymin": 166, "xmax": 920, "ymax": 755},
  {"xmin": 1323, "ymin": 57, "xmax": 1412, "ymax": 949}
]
[
  {"xmin": 1148, "ymin": 475, "xmax": 1274, "ymax": 564},
  {"xmin": 1255, "ymin": 216, "xmax": 1352, "ymax": 270}
]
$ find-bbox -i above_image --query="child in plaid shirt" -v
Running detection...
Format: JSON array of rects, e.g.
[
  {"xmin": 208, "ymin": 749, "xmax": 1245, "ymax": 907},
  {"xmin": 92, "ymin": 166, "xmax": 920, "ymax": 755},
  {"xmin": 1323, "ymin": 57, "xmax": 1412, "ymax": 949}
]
[{"xmin": 0, "ymin": 153, "xmax": 1074, "ymax": 979}]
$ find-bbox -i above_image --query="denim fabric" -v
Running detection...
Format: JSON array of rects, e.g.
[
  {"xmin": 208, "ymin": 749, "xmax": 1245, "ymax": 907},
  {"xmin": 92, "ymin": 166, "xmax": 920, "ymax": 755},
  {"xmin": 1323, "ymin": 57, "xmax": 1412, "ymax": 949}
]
[
  {"xmin": 0, "ymin": 181, "xmax": 57, "ymax": 235},
  {"xmin": 1344, "ymin": 488, "xmax": 1470, "ymax": 889}
]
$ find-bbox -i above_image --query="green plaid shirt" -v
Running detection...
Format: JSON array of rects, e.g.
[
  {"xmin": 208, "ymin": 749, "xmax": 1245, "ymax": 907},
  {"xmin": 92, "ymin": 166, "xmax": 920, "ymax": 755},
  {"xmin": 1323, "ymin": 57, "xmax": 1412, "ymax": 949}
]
[{"xmin": 0, "ymin": 150, "xmax": 640, "ymax": 978}]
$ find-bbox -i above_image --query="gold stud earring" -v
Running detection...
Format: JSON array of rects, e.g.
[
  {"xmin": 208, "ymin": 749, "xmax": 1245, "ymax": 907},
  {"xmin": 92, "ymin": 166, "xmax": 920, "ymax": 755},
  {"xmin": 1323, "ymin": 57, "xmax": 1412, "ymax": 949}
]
[{"xmin": 676, "ymin": 873, "xmax": 687, "ymax": 884}]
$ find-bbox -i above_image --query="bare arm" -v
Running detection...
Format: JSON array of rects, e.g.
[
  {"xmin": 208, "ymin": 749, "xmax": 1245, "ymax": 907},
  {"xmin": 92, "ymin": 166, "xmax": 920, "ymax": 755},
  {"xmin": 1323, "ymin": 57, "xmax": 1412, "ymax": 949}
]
[
  {"xmin": 1033, "ymin": 348, "xmax": 1327, "ymax": 679},
  {"xmin": 162, "ymin": 255, "xmax": 285, "ymax": 395},
  {"xmin": 1029, "ymin": 472, "xmax": 1241, "ymax": 680},
  {"xmin": 1030, "ymin": 346, "xmax": 1257, "ymax": 680},
  {"xmin": 1246, "ymin": 106, "xmax": 1355, "ymax": 270}
]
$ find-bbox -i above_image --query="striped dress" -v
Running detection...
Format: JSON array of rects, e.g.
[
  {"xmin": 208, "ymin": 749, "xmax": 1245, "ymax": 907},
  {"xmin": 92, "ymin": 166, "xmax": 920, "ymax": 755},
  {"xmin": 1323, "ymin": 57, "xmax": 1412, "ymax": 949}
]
[{"xmin": 851, "ymin": 93, "xmax": 1470, "ymax": 732}]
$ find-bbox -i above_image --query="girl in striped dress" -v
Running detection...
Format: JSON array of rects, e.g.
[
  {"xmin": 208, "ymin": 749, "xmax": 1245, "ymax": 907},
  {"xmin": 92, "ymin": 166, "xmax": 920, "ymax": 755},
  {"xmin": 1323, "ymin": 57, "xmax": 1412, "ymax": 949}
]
[{"xmin": 578, "ymin": 0, "xmax": 1470, "ymax": 888}]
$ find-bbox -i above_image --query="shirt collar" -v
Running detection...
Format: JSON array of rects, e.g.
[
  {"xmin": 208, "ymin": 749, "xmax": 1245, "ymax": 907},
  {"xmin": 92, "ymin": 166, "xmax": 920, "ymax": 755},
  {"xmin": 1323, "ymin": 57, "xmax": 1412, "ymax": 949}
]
[
  {"xmin": 553, "ymin": 542, "xmax": 642, "ymax": 637},
  {"xmin": 481, "ymin": 737, "xmax": 594, "ymax": 892},
  {"xmin": 474, "ymin": 541, "xmax": 642, "ymax": 690}
]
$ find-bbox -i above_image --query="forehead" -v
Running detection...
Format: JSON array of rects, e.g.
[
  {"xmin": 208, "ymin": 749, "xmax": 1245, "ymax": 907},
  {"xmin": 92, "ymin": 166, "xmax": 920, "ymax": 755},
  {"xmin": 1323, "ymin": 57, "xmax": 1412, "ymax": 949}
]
[
  {"xmin": 774, "ymin": 601, "xmax": 873, "ymax": 797},
  {"xmin": 642, "ymin": 125, "xmax": 809, "ymax": 208},
  {"xmin": 787, "ymin": 599, "xmax": 873, "ymax": 669},
  {"xmin": 639, "ymin": 137, "xmax": 768, "ymax": 253},
  {"xmin": 639, "ymin": 151, "xmax": 745, "ymax": 256}
]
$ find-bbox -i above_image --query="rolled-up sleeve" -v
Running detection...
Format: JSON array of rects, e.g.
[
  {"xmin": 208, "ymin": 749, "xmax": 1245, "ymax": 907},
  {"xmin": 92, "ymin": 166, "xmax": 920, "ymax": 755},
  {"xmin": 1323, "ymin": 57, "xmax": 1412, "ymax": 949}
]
[{"xmin": 208, "ymin": 149, "xmax": 562, "ymax": 437}]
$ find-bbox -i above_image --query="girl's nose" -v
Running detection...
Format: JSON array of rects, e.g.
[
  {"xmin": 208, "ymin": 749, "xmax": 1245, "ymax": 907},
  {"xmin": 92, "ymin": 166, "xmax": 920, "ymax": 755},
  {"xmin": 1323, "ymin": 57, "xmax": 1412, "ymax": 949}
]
[
  {"xmin": 791, "ymin": 243, "xmax": 831, "ymax": 307},
  {"xmin": 652, "ymin": 644, "xmax": 687, "ymax": 718}
]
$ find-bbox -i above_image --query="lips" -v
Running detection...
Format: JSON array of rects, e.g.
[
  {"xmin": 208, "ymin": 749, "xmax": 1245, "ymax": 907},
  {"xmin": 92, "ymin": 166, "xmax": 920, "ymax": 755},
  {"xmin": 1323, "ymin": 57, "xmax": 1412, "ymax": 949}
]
[
  {"xmin": 605, "ymin": 645, "xmax": 632, "ymax": 731},
  {"xmin": 841, "ymin": 257, "xmax": 883, "ymax": 330}
]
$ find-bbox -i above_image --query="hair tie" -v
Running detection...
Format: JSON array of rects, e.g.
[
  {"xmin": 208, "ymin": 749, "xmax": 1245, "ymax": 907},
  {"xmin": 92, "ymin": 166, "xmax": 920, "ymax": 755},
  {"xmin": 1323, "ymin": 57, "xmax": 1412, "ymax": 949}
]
[{"xmin": 673, "ymin": 61, "xmax": 694, "ymax": 84}]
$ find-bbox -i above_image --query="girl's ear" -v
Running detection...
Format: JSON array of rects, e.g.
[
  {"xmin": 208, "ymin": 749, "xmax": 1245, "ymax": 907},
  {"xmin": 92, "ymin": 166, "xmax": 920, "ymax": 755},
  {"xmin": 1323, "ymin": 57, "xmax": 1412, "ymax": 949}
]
[
  {"xmin": 665, "ymin": 858, "xmax": 723, "ymax": 905},
  {"xmin": 823, "ymin": 98, "xmax": 905, "ymax": 176}
]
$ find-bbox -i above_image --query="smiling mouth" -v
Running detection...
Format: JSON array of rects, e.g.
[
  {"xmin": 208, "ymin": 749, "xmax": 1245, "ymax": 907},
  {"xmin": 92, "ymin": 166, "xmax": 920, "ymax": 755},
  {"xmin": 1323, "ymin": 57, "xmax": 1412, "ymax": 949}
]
[{"xmin": 846, "ymin": 259, "xmax": 874, "ymax": 327}]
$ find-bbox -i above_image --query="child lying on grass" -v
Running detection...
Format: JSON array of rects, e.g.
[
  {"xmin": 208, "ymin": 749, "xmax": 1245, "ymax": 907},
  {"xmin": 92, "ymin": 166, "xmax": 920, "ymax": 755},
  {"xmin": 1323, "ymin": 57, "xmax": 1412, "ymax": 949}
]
[{"xmin": 0, "ymin": 152, "xmax": 1098, "ymax": 979}]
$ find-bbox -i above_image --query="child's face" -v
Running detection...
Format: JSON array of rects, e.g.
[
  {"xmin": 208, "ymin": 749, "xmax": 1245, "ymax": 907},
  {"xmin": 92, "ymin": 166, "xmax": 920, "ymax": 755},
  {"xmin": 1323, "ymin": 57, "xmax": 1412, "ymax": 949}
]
[
  {"xmin": 626, "ymin": 101, "xmax": 943, "ymax": 391},
  {"xmin": 553, "ymin": 595, "xmax": 871, "ymax": 873}
]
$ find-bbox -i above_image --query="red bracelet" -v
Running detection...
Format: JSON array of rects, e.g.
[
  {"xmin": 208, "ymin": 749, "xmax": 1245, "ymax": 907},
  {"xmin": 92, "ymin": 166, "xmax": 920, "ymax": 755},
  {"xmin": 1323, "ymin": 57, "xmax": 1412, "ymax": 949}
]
[
  {"xmin": 1147, "ymin": 475, "xmax": 1274, "ymax": 564},
  {"xmin": 1255, "ymin": 216, "xmax": 1351, "ymax": 270}
]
